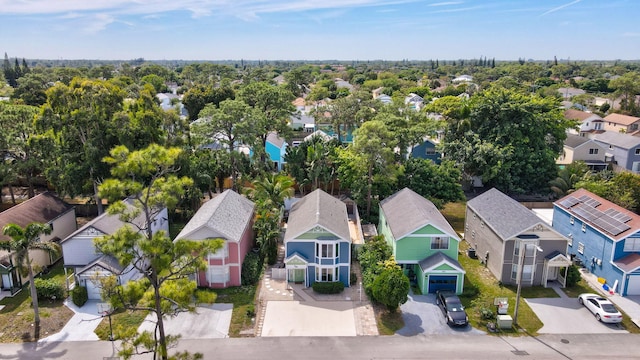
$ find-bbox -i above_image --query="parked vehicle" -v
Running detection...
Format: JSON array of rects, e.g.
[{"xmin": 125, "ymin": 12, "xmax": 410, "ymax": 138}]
[
  {"xmin": 578, "ymin": 293, "xmax": 623, "ymax": 323},
  {"xmin": 436, "ymin": 290, "xmax": 469, "ymax": 326}
]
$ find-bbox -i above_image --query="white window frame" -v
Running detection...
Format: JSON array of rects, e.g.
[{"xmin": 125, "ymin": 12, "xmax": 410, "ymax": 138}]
[
  {"xmin": 209, "ymin": 241, "xmax": 229, "ymax": 259},
  {"xmin": 207, "ymin": 265, "xmax": 230, "ymax": 283},
  {"xmin": 582, "ymin": 223, "xmax": 587, "ymax": 232},
  {"xmin": 511, "ymin": 264, "xmax": 533, "ymax": 281},
  {"xmin": 578, "ymin": 242, "xmax": 585, "ymax": 254},
  {"xmin": 624, "ymin": 238, "xmax": 640, "ymax": 252},
  {"xmin": 567, "ymin": 234, "xmax": 573, "ymax": 247},
  {"xmin": 570, "ymin": 216, "xmax": 574, "ymax": 225},
  {"xmin": 316, "ymin": 242, "xmax": 339, "ymax": 259},
  {"xmin": 430, "ymin": 236, "xmax": 449, "ymax": 250},
  {"xmin": 315, "ymin": 266, "xmax": 339, "ymax": 282},
  {"xmin": 589, "ymin": 148, "xmax": 598, "ymax": 155}
]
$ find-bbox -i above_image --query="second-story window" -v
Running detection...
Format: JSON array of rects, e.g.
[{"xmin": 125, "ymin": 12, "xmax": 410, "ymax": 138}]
[
  {"xmin": 317, "ymin": 243, "xmax": 339, "ymax": 258},
  {"xmin": 431, "ymin": 237, "xmax": 449, "ymax": 250}
]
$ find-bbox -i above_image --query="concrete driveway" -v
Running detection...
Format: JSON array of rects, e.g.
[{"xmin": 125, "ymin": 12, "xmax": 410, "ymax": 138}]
[
  {"xmin": 526, "ymin": 297, "xmax": 628, "ymax": 334},
  {"xmin": 261, "ymin": 300, "xmax": 356, "ymax": 337},
  {"xmin": 138, "ymin": 303, "xmax": 233, "ymax": 339},
  {"xmin": 38, "ymin": 299, "xmax": 103, "ymax": 342},
  {"xmin": 397, "ymin": 292, "xmax": 485, "ymax": 336}
]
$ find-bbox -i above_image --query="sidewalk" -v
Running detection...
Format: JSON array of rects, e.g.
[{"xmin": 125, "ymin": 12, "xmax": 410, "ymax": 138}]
[{"xmin": 580, "ymin": 269, "xmax": 640, "ymax": 327}]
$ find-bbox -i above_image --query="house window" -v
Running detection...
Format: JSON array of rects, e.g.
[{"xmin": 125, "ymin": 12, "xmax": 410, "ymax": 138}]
[
  {"xmin": 317, "ymin": 243, "xmax": 339, "ymax": 258},
  {"xmin": 431, "ymin": 237, "xmax": 449, "ymax": 250},
  {"xmin": 624, "ymin": 238, "xmax": 640, "ymax": 252},
  {"xmin": 636, "ymin": 149, "xmax": 640, "ymax": 155},
  {"xmin": 207, "ymin": 266, "xmax": 230, "ymax": 283},
  {"xmin": 582, "ymin": 223, "xmax": 586, "ymax": 232},
  {"xmin": 578, "ymin": 242, "xmax": 585, "ymax": 254},
  {"xmin": 511, "ymin": 264, "xmax": 533, "ymax": 281},
  {"xmin": 481, "ymin": 222, "xmax": 485, "ymax": 228},
  {"xmin": 209, "ymin": 242, "xmax": 228, "ymax": 259},
  {"xmin": 316, "ymin": 266, "xmax": 339, "ymax": 282},
  {"xmin": 589, "ymin": 148, "xmax": 598, "ymax": 155},
  {"xmin": 425, "ymin": 148, "xmax": 436, "ymax": 155},
  {"xmin": 570, "ymin": 216, "xmax": 574, "ymax": 225},
  {"xmin": 471, "ymin": 230, "xmax": 475, "ymax": 239},
  {"xmin": 595, "ymin": 123, "xmax": 602, "ymax": 130},
  {"xmin": 567, "ymin": 234, "xmax": 573, "ymax": 247}
]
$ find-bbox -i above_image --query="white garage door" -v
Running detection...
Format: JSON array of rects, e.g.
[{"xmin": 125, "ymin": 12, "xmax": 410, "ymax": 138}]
[
  {"xmin": 83, "ymin": 278, "xmax": 102, "ymax": 300},
  {"xmin": 627, "ymin": 276, "xmax": 640, "ymax": 295}
]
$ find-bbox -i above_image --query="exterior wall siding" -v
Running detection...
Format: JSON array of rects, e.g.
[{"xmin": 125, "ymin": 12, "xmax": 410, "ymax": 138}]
[
  {"xmin": 465, "ymin": 207, "xmax": 506, "ymax": 282},
  {"xmin": 62, "ymin": 232, "xmax": 105, "ymax": 266}
]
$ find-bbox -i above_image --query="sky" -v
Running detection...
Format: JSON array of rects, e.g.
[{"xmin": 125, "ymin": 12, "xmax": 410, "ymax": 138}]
[{"xmin": 0, "ymin": 0, "xmax": 638, "ymax": 61}]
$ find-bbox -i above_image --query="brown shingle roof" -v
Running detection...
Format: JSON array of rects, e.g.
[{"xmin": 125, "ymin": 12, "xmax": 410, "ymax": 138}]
[
  {"xmin": 604, "ymin": 113, "xmax": 640, "ymax": 126},
  {"xmin": 0, "ymin": 192, "xmax": 73, "ymax": 242},
  {"xmin": 564, "ymin": 109, "xmax": 594, "ymax": 121}
]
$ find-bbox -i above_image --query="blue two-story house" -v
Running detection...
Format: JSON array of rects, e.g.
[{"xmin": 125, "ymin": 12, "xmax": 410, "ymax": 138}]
[
  {"xmin": 265, "ymin": 132, "xmax": 288, "ymax": 171},
  {"xmin": 409, "ymin": 138, "xmax": 441, "ymax": 164},
  {"xmin": 553, "ymin": 188, "xmax": 640, "ymax": 296},
  {"xmin": 284, "ymin": 189, "xmax": 352, "ymax": 287}
]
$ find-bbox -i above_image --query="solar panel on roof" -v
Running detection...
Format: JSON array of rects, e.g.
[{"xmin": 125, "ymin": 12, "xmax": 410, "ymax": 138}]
[
  {"xmin": 578, "ymin": 195, "xmax": 601, "ymax": 208},
  {"xmin": 604, "ymin": 208, "xmax": 633, "ymax": 223},
  {"xmin": 572, "ymin": 204, "xmax": 601, "ymax": 222},
  {"xmin": 559, "ymin": 197, "xmax": 580, "ymax": 208},
  {"xmin": 592, "ymin": 213, "xmax": 631, "ymax": 236}
]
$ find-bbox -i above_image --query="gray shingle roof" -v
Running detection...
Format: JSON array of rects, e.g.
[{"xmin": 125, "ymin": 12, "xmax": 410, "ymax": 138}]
[
  {"xmin": 466, "ymin": 188, "xmax": 542, "ymax": 240},
  {"xmin": 380, "ymin": 188, "xmax": 458, "ymax": 240},
  {"xmin": 284, "ymin": 189, "xmax": 350, "ymax": 242},
  {"xmin": 266, "ymin": 132, "xmax": 286, "ymax": 149},
  {"xmin": 175, "ymin": 190, "xmax": 255, "ymax": 242},
  {"xmin": 77, "ymin": 254, "xmax": 124, "ymax": 275},
  {"xmin": 564, "ymin": 134, "xmax": 591, "ymax": 149},
  {"xmin": 61, "ymin": 200, "xmax": 144, "ymax": 243},
  {"xmin": 418, "ymin": 252, "xmax": 464, "ymax": 272},
  {"xmin": 593, "ymin": 131, "xmax": 640, "ymax": 150}
]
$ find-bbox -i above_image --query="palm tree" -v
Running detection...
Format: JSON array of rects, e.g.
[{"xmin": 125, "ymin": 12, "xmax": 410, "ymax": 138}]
[
  {"xmin": 1, "ymin": 222, "xmax": 57, "ymax": 326},
  {"xmin": 245, "ymin": 173, "xmax": 295, "ymax": 210}
]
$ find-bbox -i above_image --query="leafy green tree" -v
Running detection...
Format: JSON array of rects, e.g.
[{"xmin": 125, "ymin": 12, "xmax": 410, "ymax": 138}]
[
  {"xmin": 96, "ymin": 144, "xmax": 220, "ymax": 360},
  {"xmin": 0, "ymin": 103, "xmax": 45, "ymax": 198},
  {"xmin": 397, "ymin": 159, "xmax": 464, "ymax": 208},
  {"xmin": 140, "ymin": 74, "xmax": 168, "ymax": 93},
  {"xmin": 358, "ymin": 235, "xmax": 392, "ymax": 297},
  {"xmin": 191, "ymin": 99, "xmax": 259, "ymax": 190},
  {"xmin": 609, "ymin": 72, "xmax": 640, "ymax": 114},
  {"xmin": 3, "ymin": 53, "xmax": 16, "ymax": 87},
  {"xmin": 372, "ymin": 257, "xmax": 410, "ymax": 311},
  {"xmin": 283, "ymin": 66, "xmax": 314, "ymax": 97},
  {"xmin": 11, "ymin": 72, "xmax": 49, "ymax": 106},
  {"xmin": 442, "ymin": 88, "xmax": 572, "ymax": 193},
  {"xmin": 182, "ymin": 84, "xmax": 235, "ymax": 122},
  {"xmin": 1, "ymin": 222, "xmax": 57, "ymax": 326},
  {"xmin": 36, "ymin": 78, "xmax": 126, "ymax": 214}
]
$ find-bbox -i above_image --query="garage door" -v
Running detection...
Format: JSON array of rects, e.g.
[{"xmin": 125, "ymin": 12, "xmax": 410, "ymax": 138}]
[
  {"xmin": 626, "ymin": 276, "xmax": 640, "ymax": 295},
  {"xmin": 428, "ymin": 275, "xmax": 457, "ymax": 293},
  {"xmin": 83, "ymin": 278, "xmax": 102, "ymax": 300}
]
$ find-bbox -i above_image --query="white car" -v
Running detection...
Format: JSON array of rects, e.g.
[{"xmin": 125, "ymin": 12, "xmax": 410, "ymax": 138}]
[{"xmin": 578, "ymin": 293, "xmax": 623, "ymax": 323}]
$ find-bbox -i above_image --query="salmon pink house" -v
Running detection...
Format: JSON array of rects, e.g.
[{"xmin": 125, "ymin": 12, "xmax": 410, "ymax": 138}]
[{"xmin": 174, "ymin": 190, "xmax": 255, "ymax": 288}]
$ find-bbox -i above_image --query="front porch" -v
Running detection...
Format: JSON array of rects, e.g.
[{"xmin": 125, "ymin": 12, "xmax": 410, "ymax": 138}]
[{"xmin": 541, "ymin": 251, "xmax": 572, "ymax": 288}]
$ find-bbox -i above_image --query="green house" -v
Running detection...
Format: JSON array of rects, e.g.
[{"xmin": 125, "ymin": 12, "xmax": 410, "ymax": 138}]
[{"xmin": 378, "ymin": 188, "xmax": 465, "ymax": 294}]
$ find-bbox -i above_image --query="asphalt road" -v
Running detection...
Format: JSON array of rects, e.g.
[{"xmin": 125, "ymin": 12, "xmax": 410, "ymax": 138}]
[{"xmin": 1, "ymin": 334, "xmax": 640, "ymax": 360}]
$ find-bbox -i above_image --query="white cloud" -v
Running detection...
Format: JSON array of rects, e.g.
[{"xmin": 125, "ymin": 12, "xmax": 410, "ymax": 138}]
[
  {"xmin": 83, "ymin": 13, "xmax": 116, "ymax": 33},
  {"xmin": 540, "ymin": 0, "xmax": 582, "ymax": 16},
  {"xmin": 428, "ymin": 2, "xmax": 463, "ymax": 7}
]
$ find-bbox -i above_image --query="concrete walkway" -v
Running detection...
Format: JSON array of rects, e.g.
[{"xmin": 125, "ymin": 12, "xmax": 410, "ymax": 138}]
[
  {"xmin": 138, "ymin": 304, "xmax": 233, "ymax": 339},
  {"xmin": 38, "ymin": 299, "xmax": 103, "ymax": 342},
  {"xmin": 579, "ymin": 269, "xmax": 640, "ymax": 328}
]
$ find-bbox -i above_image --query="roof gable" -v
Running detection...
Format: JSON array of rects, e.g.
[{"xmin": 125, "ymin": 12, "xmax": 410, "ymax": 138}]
[
  {"xmin": 418, "ymin": 252, "xmax": 465, "ymax": 273},
  {"xmin": 284, "ymin": 189, "xmax": 350, "ymax": 242},
  {"xmin": 604, "ymin": 113, "xmax": 640, "ymax": 126},
  {"xmin": 467, "ymin": 188, "xmax": 543, "ymax": 240},
  {"xmin": 175, "ymin": 190, "xmax": 255, "ymax": 242},
  {"xmin": 380, "ymin": 188, "xmax": 458, "ymax": 241},
  {"xmin": 593, "ymin": 131, "xmax": 640, "ymax": 150}
]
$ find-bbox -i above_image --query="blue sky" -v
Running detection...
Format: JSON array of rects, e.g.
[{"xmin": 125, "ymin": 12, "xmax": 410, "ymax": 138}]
[{"xmin": 0, "ymin": 0, "xmax": 638, "ymax": 61}]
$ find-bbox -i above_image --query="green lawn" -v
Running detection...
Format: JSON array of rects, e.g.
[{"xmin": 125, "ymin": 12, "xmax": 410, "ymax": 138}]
[{"xmin": 206, "ymin": 285, "xmax": 257, "ymax": 337}]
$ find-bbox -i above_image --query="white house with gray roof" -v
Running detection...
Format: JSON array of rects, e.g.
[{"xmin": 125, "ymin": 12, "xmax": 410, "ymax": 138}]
[
  {"xmin": 61, "ymin": 200, "xmax": 169, "ymax": 299},
  {"xmin": 378, "ymin": 188, "xmax": 465, "ymax": 294},
  {"xmin": 175, "ymin": 189, "xmax": 255, "ymax": 288},
  {"xmin": 557, "ymin": 134, "xmax": 607, "ymax": 171},
  {"xmin": 465, "ymin": 188, "xmax": 571, "ymax": 288},
  {"xmin": 284, "ymin": 189, "xmax": 352, "ymax": 287}
]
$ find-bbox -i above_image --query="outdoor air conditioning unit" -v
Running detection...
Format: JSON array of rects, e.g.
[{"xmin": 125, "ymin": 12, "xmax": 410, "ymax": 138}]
[{"xmin": 596, "ymin": 258, "xmax": 602, "ymax": 266}]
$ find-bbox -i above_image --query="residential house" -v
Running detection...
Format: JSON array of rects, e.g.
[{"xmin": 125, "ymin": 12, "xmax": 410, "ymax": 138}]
[
  {"xmin": 408, "ymin": 137, "xmax": 441, "ymax": 164},
  {"xmin": 372, "ymin": 87, "xmax": 385, "ymax": 99},
  {"xmin": 284, "ymin": 189, "xmax": 352, "ymax": 287},
  {"xmin": 553, "ymin": 189, "xmax": 640, "ymax": 295},
  {"xmin": 404, "ymin": 93, "xmax": 425, "ymax": 111},
  {"xmin": 378, "ymin": 188, "xmax": 465, "ymax": 294},
  {"xmin": 265, "ymin": 132, "xmax": 288, "ymax": 171},
  {"xmin": 558, "ymin": 87, "xmax": 586, "ymax": 100},
  {"xmin": 0, "ymin": 192, "xmax": 76, "ymax": 294},
  {"xmin": 557, "ymin": 134, "xmax": 607, "ymax": 171},
  {"xmin": 334, "ymin": 78, "xmax": 354, "ymax": 91},
  {"xmin": 303, "ymin": 129, "xmax": 333, "ymax": 143},
  {"xmin": 564, "ymin": 109, "xmax": 604, "ymax": 135},
  {"xmin": 466, "ymin": 188, "xmax": 571, "ymax": 288},
  {"xmin": 61, "ymin": 200, "xmax": 169, "ymax": 299},
  {"xmin": 603, "ymin": 113, "xmax": 640, "ymax": 135},
  {"xmin": 376, "ymin": 94, "xmax": 392, "ymax": 105},
  {"xmin": 174, "ymin": 190, "xmax": 255, "ymax": 289},
  {"xmin": 156, "ymin": 93, "xmax": 187, "ymax": 118},
  {"xmin": 593, "ymin": 131, "xmax": 640, "ymax": 173},
  {"xmin": 452, "ymin": 75, "xmax": 473, "ymax": 83}
]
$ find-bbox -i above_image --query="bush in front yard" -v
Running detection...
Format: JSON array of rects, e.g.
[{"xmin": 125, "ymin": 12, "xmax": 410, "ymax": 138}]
[
  {"xmin": 312, "ymin": 281, "xmax": 344, "ymax": 294},
  {"xmin": 241, "ymin": 251, "xmax": 263, "ymax": 286},
  {"xmin": 565, "ymin": 265, "xmax": 581, "ymax": 287},
  {"xmin": 34, "ymin": 278, "xmax": 65, "ymax": 301},
  {"xmin": 71, "ymin": 285, "xmax": 89, "ymax": 307}
]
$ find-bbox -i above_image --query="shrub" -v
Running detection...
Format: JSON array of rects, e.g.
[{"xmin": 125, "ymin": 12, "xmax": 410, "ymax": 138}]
[
  {"xmin": 71, "ymin": 285, "xmax": 89, "ymax": 307},
  {"xmin": 246, "ymin": 305, "xmax": 256, "ymax": 318},
  {"xmin": 480, "ymin": 307, "xmax": 496, "ymax": 320},
  {"xmin": 241, "ymin": 252, "xmax": 263, "ymax": 286},
  {"xmin": 565, "ymin": 265, "xmax": 581, "ymax": 287},
  {"xmin": 460, "ymin": 284, "xmax": 479, "ymax": 298},
  {"xmin": 34, "ymin": 278, "xmax": 65, "ymax": 301},
  {"xmin": 350, "ymin": 272, "xmax": 358, "ymax": 286},
  {"xmin": 312, "ymin": 281, "xmax": 344, "ymax": 294}
]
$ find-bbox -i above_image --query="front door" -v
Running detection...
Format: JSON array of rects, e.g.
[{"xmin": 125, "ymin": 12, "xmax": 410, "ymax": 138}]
[
  {"xmin": 1, "ymin": 273, "xmax": 12, "ymax": 289},
  {"xmin": 288, "ymin": 269, "xmax": 305, "ymax": 283},
  {"xmin": 547, "ymin": 267, "xmax": 558, "ymax": 281}
]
